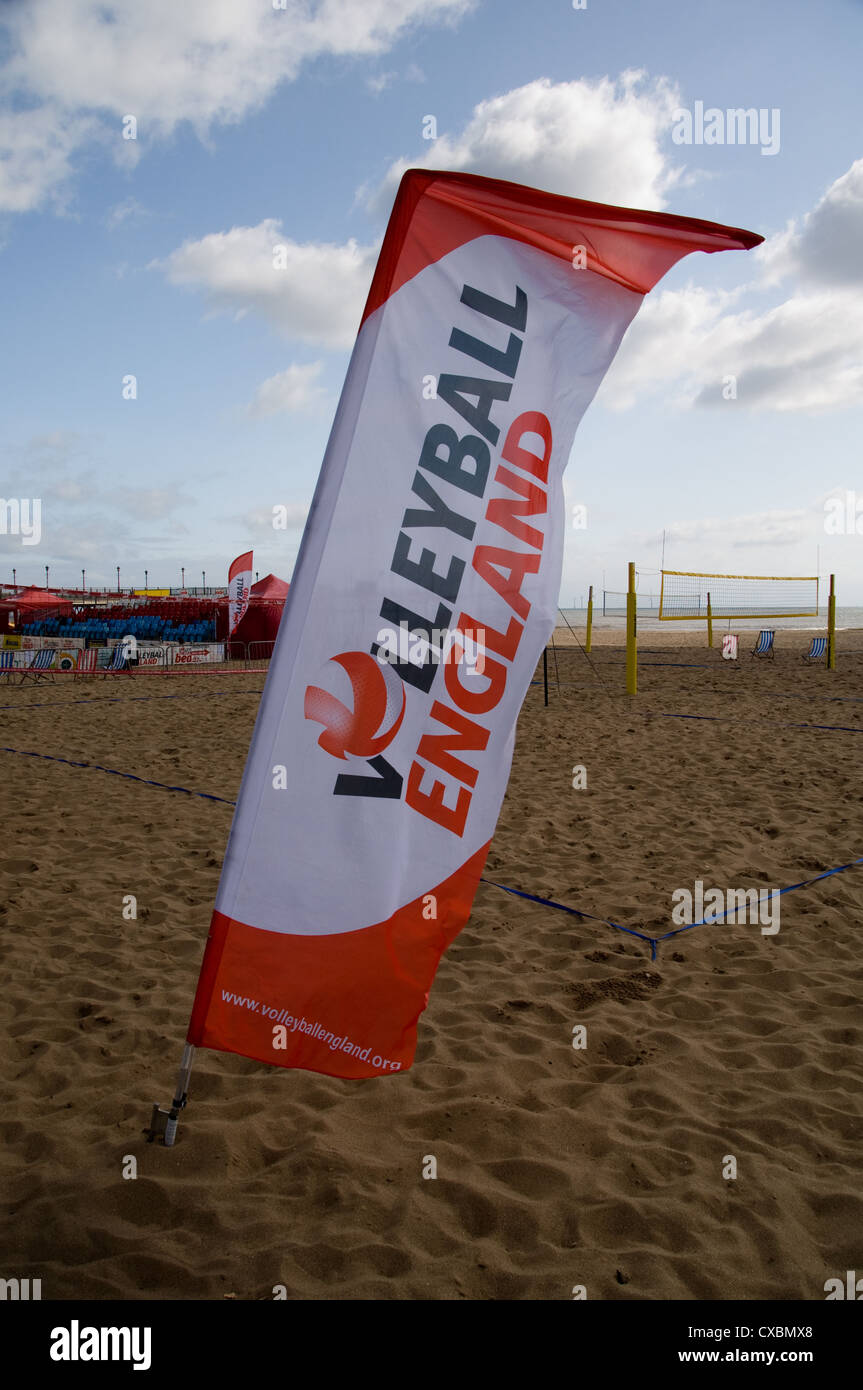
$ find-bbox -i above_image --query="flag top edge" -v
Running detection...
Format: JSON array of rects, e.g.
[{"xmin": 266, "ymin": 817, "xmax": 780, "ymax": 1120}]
[{"xmin": 361, "ymin": 168, "xmax": 763, "ymax": 327}]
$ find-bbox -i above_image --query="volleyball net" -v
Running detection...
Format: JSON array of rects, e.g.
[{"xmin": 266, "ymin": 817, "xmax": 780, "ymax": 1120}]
[
  {"xmin": 602, "ymin": 590, "xmax": 660, "ymax": 617},
  {"xmin": 659, "ymin": 571, "xmax": 820, "ymax": 620}
]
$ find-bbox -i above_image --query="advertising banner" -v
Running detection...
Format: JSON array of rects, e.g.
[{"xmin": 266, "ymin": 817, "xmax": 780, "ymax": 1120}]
[{"xmin": 185, "ymin": 170, "xmax": 761, "ymax": 1080}]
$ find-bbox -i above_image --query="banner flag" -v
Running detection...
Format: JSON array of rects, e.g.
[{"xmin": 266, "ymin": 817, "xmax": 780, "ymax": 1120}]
[
  {"xmin": 187, "ymin": 170, "xmax": 761, "ymax": 1079},
  {"xmin": 228, "ymin": 551, "xmax": 253, "ymax": 634}
]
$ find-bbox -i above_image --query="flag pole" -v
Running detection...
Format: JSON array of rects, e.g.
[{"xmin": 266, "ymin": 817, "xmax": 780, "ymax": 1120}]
[{"xmin": 152, "ymin": 1043, "xmax": 196, "ymax": 1147}]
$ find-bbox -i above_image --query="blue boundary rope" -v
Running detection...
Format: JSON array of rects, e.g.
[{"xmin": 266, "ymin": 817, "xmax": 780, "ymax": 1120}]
[
  {"xmin": 0, "ymin": 688, "xmax": 263, "ymax": 712},
  {"xmin": 600, "ymin": 661, "xmax": 714, "ymax": 668},
  {"xmin": 3, "ymin": 743, "xmax": 860, "ymax": 959},
  {"xmin": 0, "ymin": 745, "xmax": 237, "ymax": 805},
  {"xmin": 651, "ymin": 857, "xmax": 863, "ymax": 949},
  {"xmin": 645, "ymin": 710, "xmax": 863, "ymax": 735},
  {"xmin": 481, "ymin": 859, "xmax": 863, "ymax": 959},
  {"xmin": 480, "ymin": 876, "xmax": 655, "ymax": 951}
]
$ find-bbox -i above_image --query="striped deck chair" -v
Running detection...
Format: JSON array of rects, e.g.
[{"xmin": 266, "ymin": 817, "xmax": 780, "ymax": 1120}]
[
  {"xmin": 102, "ymin": 644, "xmax": 133, "ymax": 677},
  {"xmin": 0, "ymin": 650, "xmax": 17, "ymax": 682},
  {"xmin": 19, "ymin": 648, "xmax": 56, "ymax": 683},
  {"xmin": 803, "ymin": 636, "xmax": 828, "ymax": 663},
  {"xmin": 751, "ymin": 629, "xmax": 775, "ymax": 660},
  {"xmin": 74, "ymin": 648, "xmax": 98, "ymax": 678}
]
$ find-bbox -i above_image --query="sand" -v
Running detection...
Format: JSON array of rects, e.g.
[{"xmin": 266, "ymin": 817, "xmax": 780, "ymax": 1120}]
[{"xmin": 1, "ymin": 631, "xmax": 861, "ymax": 1300}]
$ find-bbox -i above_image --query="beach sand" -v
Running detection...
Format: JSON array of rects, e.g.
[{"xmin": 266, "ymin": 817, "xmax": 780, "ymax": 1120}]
[{"xmin": 1, "ymin": 631, "xmax": 861, "ymax": 1300}]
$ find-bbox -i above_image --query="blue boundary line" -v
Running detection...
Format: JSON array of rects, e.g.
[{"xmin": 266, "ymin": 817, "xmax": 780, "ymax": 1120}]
[
  {"xmin": 651, "ymin": 857, "xmax": 863, "ymax": 949},
  {"xmin": 480, "ymin": 877, "xmax": 654, "ymax": 950},
  {"xmin": 600, "ymin": 661, "xmax": 714, "ymax": 668},
  {"xmin": 0, "ymin": 745, "xmax": 237, "ymax": 805},
  {"xmin": 482, "ymin": 858, "xmax": 863, "ymax": 959},
  {"xmin": 3, "ymin": 742, "xmax": 860, "ymax": 959},
  {"xmin": 711, "ymin": 689, "xmax": 863, "ymax": 706},
  {"xmin": 645, "ymin": 710, "xmax": 863, "ymax": 735},
  {"xmin": 0, "ymin": 688, "xmax": 263, "ymax": 712}
]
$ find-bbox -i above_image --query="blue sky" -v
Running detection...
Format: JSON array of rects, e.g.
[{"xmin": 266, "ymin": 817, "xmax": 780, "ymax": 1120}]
[{"xmin": 1, "ymin": 0, "xmax": 862, "ymax": 601}]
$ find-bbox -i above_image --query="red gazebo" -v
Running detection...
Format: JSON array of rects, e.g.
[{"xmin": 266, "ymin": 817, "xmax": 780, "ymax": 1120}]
[{"xmin": 0, "ymin": 586, "xmax": 73, "ymax": 635}]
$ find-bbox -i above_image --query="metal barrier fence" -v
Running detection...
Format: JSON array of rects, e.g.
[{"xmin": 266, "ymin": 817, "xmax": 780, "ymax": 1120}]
[
  {"xmin": 121, "ymin": 641, "xmax": 271, "ymax": 672},
  {"xmin": 223, "ymin": 639, "xmax": 275, "ymax": 667},
  {"xmin": 0, "ymin": 637, "xmax": 275, "ymax": 674},
  {"xmin": 134, "ymin": 639, "xmax": 272, "ymax": 672}
]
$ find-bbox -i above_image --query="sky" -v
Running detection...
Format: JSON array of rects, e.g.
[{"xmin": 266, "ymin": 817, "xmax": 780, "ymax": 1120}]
[{"xmin": 1, "ymin": 0, "xmax": 862, "ymax": 603}]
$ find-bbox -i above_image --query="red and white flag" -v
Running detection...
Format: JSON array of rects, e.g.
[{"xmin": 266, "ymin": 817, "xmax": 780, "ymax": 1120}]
[
  {"xmin": 228, "ymin": 551, "xmax": 253, "ymax": 634},
  {"xmin": 187, "ymin": 171, "xmax": 761, "ymax": 1078}
]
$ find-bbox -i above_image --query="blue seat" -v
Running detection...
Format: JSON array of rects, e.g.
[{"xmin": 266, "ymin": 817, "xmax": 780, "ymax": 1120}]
[
  {"xmin": 803, "ymin": 636, "xmax": 828, "ymax": 663},
  {"xmin": 751, "ymin": 630, "xmax": 775, "ymax": 660}
]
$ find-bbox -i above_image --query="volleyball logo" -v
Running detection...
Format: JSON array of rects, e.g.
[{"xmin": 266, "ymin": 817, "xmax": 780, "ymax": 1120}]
[{"xmin": 304, "ymin": 651, "xmax": 406, "ymax": 761}]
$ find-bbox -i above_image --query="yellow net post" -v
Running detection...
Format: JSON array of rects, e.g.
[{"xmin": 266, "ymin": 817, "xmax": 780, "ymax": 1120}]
[
  {"xmin": 828, "ymin": 573, "xmax": 836, "ymax": 670},
  {"xmin": 706, "ymin": 591, "xmax": 713, "ymax": 648},
  {"xmin": 585, "ymin": 584, "xmax": 593, "ymax": 654},
  {"xmin": 626, "ymin": 562, "xmax": 637, "ymax": 695}
]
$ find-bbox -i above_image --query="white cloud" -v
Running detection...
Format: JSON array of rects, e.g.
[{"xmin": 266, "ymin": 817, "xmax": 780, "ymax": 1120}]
[
  {"xmin": 0, "ymin": 435, "xmax": 195, "ymax": 521},
  {"xmin": 661, "ymin": 507, "xmax": 809, "ymax": 549},
  {"xmin": 600, "ymin": 159, "xmax": 863, "ymax": 415},
  {"xmin": 602, "ymin": 281, "xmax": 863, "ymax": 414},
  {"xmin": 0, "ymin": 105, "xmax": 99, "ymax": 214},
  {"xmin": 0, "ymin": 0, "xmax": 472, "ymax": 212},
  {"xmin": 248, "ymin": 362, "xmax": 328, "ymax": 418},
  {"xmin": 365, "ymin": 72, "xmax": 684, "ymax": 217},
  {"xmin": 106, "ymin": 486, "xmax": 193, "ymax": 520},
  {"xmin": 138, "ymin": 53, "xmax": 860, "ymax": 421},
  {"xmin": 367, "ymin": 72, "xmax": 397, "ymax": 95},
  {"xmin": 154, "ymin": 71, "xmax": 688, "ymax": 350},
  {"xmin": 53, "ymin": 479, "xmax": 91, "ymax": 503},
  {"xmin": 106, "ymin": 196, "xmax": 149, "ymax": 230},
  {"xmin": 0, "ymin": 429, "xmax": 93, "ymax": 495},
  {"xmin": 366, "ymin": 62, "xmax": 425, "ymax": 93},
  {"xmin": 153, "ymin": 221, "xmax": 378, "ymax": 349},
  {"xmin": 598, "ymin": 285, "xmax": 740, "ymax": 411},
  {"xmin": 757, "ymin": 158, "xmax": 863, "ymax": 289}
]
